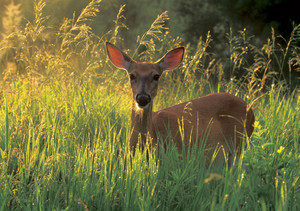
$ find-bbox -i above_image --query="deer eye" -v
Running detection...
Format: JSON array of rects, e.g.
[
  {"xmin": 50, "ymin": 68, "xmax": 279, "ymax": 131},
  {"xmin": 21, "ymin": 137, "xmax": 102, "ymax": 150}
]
[
  {"xmin": 153, "ymin": 74, "xmax": 160, "ymax": 81},
  {"xmin": 129, "ymin": 74, "xmax": 136, "ymax": 80}
]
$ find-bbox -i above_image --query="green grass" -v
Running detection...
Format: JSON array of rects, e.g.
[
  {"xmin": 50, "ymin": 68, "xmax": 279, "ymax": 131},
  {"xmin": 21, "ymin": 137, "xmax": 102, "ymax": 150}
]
[
  {"xmin": 0, "ymin": 79, "xmax": 298, "ymax": 210},
  {"xmin": 0, "ymin": 0, "xmax": 299, "ymax": 210}
]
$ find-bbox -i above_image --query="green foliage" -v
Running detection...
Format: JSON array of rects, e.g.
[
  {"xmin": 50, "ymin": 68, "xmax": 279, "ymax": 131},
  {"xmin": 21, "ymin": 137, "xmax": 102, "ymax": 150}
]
[
  {"xmin": 0, "ymin": 0, "xmax": 299, "ymax": 210},
  {"xmin": 0, "ymin": 77, "xmax": 298, "ymax": 210}
]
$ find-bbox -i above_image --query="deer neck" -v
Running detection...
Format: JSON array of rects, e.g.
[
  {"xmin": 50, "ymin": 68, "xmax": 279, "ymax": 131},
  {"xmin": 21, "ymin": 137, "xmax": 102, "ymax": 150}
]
[{"xmin": 129, "ymin": 100, "xmax": 153, "ymax": 151}]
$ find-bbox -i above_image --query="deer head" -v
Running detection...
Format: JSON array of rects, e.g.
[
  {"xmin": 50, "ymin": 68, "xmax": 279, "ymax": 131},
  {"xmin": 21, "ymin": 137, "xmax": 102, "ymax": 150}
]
[{"xmin": 106, "ymin": 42, "xmax": 185, "ymax": 110}]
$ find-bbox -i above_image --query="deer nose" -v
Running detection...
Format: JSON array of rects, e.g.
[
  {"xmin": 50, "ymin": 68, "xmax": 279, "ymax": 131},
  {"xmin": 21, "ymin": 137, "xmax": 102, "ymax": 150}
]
[{"xmin": 136, "ymin": 94, "xmax": 151, "ymax": 107}]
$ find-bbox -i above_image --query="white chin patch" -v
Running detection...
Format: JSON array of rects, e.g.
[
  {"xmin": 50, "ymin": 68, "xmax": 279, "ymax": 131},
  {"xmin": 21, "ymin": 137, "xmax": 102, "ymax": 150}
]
[{"xmin": 136, "ymin": 102, "xmax": 150, "ymax": 110}]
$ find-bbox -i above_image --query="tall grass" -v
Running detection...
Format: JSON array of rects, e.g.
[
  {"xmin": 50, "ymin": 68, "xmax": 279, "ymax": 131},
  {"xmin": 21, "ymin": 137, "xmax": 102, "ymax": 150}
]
[{"xmin": 0, "ymin": 0, "xmax": 299, "ymax": 210}]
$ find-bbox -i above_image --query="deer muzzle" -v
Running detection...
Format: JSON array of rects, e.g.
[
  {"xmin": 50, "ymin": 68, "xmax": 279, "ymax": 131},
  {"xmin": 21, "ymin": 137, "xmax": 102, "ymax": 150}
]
[{"xmin": 136, "ymin": 94, "xmax": 151, "ymax": 108}]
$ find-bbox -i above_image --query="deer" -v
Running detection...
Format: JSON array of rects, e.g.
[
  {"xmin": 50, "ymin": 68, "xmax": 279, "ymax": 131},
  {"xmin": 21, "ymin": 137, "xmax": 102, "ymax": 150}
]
[{"xmin": 106, "ymin": 42, "xmax": 255, "ymax": 165}]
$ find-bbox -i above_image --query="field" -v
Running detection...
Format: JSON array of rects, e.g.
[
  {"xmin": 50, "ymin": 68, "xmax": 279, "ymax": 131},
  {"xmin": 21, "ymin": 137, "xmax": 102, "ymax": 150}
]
[{"xmin": 0, "ymin": 0, "xmax": 299, "ymax": 210}]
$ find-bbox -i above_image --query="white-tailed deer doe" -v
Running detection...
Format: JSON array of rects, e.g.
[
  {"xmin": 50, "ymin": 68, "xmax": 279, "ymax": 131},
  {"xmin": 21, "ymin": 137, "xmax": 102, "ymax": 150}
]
[{"xmin": 106, "ymin": 42, "xmax": 255, "ymax": 165}]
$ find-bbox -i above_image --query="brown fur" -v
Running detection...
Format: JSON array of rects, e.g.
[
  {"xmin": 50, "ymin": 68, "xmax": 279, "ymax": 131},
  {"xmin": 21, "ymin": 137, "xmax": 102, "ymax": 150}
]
[{"xmin": 106, "ymin": 42, "xmax": 255, "ymax": 165}]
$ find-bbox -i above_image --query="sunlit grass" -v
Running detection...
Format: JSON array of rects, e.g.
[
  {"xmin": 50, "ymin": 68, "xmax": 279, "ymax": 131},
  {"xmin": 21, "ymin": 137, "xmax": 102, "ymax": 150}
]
[
  {"xmin": 0, "ymin": 0, "xmax": 299, "ymax": 210},
  {"xmin": 0, "ymin": 77, "xmax": 298, "ymax": 210}
]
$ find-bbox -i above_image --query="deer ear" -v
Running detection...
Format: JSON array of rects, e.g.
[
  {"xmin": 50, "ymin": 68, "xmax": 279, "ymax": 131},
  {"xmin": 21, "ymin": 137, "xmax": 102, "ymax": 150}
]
[
  {"xmin": 106, "ymin": 42, "xmax": 132, "ymax": 70},
  {"xmin": 157, "ymin": 47, "xmax": 185, "ymax": 71}
]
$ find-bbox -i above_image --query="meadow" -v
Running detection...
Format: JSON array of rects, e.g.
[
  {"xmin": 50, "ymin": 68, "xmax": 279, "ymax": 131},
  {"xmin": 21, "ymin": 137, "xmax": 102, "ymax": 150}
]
[{"xmin": 0, "ymin": 0, "xmax": 299, "ymax": 210}]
